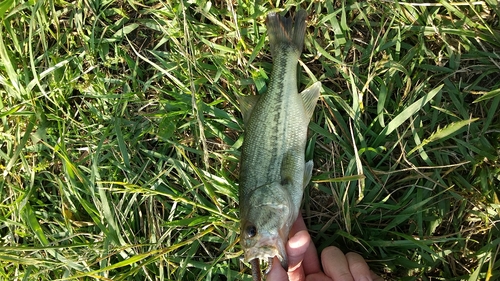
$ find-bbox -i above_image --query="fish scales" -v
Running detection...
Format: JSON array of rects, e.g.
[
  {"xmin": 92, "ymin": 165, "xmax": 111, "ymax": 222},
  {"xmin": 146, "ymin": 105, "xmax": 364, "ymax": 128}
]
[
  {"xmin": 240, "ymin": 45, "xmax": 305, "ymax": 191},
  {"xmin": 238, "ymin": 10, "xmax": 321, "ymax": 280}
]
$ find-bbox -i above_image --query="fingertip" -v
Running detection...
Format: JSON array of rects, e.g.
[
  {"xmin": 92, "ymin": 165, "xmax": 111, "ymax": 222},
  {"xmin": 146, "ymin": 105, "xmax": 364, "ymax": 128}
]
[
  {"xmin": 345, "ymin": 251, "xmax": 364, "ymax": 262},
  {"xmin": 345, "ymin": 252, "xmax": 372, "ymax": 281},
  {"xmin": 285, "ymin": 230, "xmax": 310, "ymax": 274},
  {"xmin": 321, "ymin": 246, "xmax": 344, "ymax": 261},
  {"xmin": 288, "ymin": 230, "xmax": 310, "ymax": 252},
  {"xmin": 291, "ymin": 229, "xmax": 321, "ymax": 275},
  {"xmin": 321, "ymin": 246, "xmax": 352, "ymax": 280}
]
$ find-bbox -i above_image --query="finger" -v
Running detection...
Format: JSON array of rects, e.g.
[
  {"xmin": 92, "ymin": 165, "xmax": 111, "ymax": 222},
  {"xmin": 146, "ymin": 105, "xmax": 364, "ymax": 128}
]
[
  {"xmin": 268, "ymin": 214, "xmax": 313, "ymax": 281},
  {"xmin": 267, "ymin": 257, "xmax": 288, "ymax": 281},
  {"xmin": 345, "ymin": 252, "xmax": 372, "ymax": 281},
  {"xmin": 305, "ymin": 272, "xmax": 333, "ymax": 281},
  {"xmin": 321, "ymin": 246, "xmax": 354, "ymax": 281},
  {"xmin": 300, "ymin": 234, "xmax": 321, "ymax": 275},
  {"xmin": 286, "ymin": 229, "xmax": 309, "ymax": 281},
  {"xmin": 289, "ymin": 214, "xmax": 321, "ymax": 275}
]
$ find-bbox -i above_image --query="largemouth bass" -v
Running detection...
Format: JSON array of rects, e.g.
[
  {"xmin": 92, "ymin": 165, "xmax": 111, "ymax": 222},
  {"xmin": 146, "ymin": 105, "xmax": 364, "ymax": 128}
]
[{"xmin": 238, "ymin": 10, "xmax": 321, "ymax": 280}]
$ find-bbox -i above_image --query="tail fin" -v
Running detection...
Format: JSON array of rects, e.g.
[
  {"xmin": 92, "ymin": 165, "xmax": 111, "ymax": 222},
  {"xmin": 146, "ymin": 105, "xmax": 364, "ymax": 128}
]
[{"xmin": 266, "ymin": 10, "xmax": 307, "ymax": 57}]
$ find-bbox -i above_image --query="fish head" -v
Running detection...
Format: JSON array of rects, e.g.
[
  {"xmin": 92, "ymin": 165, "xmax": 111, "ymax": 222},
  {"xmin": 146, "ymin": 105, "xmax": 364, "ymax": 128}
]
[{"xmin": 240, "ymin": 181, "xmax": 294, "ymax": 270}]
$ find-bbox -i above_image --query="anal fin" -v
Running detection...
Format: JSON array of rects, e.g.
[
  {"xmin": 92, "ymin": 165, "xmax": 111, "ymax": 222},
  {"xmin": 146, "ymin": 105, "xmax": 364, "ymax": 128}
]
[{"xmin": 238, "ymin": 95, "xmax": 260, "ymax": 125}]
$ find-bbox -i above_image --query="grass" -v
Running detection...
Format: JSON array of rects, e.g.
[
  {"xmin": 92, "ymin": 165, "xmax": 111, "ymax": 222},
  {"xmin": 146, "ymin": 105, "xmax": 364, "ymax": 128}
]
[{"xmin": 1, "ymin": 0, "xmax": 499, "ymax": 280}]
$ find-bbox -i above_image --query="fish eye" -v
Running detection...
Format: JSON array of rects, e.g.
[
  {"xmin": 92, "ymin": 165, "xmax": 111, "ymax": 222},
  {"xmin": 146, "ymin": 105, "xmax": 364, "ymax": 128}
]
[{"xmin": 245, "ymin": 224, "xmax": 257, "ymax": 238}]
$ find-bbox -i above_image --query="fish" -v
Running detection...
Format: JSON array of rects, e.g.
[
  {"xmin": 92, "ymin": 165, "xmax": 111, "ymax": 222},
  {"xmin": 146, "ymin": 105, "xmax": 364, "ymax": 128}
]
[{"xmin": 238, "ymin": 10, "xmax": 321, "ymax": 280}]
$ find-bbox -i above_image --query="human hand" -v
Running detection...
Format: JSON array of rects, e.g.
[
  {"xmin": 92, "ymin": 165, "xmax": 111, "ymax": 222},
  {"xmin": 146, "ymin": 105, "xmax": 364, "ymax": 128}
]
[{"xmin": 267, "ymin": 214, "xmax": 383, "ymax": 281}]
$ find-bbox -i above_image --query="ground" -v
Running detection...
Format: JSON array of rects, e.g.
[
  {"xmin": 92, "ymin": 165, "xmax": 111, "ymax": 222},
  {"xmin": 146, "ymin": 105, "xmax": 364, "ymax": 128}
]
[{"xmin": 0, "ymin": 0, "xmax": 499, "ymax": 280}]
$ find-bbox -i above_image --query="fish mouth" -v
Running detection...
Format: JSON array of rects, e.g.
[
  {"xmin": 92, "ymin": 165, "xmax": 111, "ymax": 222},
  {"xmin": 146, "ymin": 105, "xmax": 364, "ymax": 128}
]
[{"xmin": 243, "ymin": 234, "xmax": 288, "ymax": 270}]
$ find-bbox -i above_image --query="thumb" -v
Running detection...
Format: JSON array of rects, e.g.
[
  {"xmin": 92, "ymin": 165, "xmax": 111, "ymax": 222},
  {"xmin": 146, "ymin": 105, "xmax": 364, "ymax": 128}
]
[
  {"xmin": 286, "ymin": 230, "xmax": 310, "ymax": 281},
  {"xmin": 267, "ymin": 231, "xmax": 310, "ymax": 281}
]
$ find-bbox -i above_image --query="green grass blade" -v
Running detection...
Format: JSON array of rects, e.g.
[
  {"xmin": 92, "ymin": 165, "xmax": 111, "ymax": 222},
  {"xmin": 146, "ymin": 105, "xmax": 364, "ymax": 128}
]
[
  {"xmin": 407, "ymin": 118, "xmax": 479, "ymax": 156},
  {"xmin": 373, "ymin": 84, "xmax": 443, "ymax": 146},
  {"xmin": 474, "ymin": 88, "xmax": 500, "ymax": 103}
]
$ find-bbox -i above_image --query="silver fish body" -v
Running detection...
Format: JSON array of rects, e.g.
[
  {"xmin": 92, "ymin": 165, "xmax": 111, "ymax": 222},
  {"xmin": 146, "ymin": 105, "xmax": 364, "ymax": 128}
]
[{"xmin": 238, "ymin": 10, "xmax": 321, "ymax": 278}]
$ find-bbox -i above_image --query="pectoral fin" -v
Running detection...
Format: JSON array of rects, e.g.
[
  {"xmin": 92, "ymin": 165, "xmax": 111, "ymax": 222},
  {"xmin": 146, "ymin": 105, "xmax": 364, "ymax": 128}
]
[
  {"xmin": 238, "ymin": 95, "xmax": 260, "ymax": 124},
  {"xmin": 300, "ymin": 81, "xmax": 321, "ymax": 120},
  {"xmin": 303, "ymin": 160, "xmax": 313, "ymax": 188}
]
